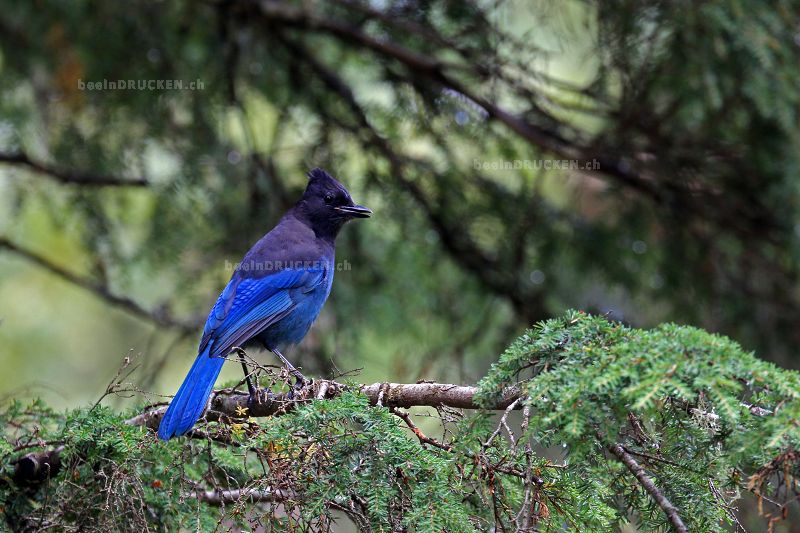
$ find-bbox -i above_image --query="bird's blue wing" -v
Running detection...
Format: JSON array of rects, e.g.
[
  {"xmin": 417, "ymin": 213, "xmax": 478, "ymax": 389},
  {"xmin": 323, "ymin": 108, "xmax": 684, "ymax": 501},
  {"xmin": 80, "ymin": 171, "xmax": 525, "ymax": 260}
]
[
  {"xmin": 199, "ymin": 267, "xmax": 326, "ymax": 357},
  {"xmin": 158, "ymin": 266, "xmax": 327, "ymax": 440}
]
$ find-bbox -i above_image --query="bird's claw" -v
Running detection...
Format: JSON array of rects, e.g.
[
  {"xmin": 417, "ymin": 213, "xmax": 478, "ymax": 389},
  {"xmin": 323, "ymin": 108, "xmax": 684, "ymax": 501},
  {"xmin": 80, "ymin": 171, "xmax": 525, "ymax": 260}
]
[
  {"xmin": 286, "ymin": 377, "xmax": 311, "ymax": 400},
  {"xmin": 246, "ymin": 387, "xmax": 274, "ymax": 408}
]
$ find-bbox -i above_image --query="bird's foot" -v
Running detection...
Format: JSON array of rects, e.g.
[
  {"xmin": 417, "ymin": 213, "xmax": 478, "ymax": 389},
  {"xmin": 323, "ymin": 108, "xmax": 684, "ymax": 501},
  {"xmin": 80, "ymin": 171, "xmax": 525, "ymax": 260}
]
[
  {"xmin": 294, "ymin": 375, "xmax": 310, "ymax": 389},
  {"xmin": 286, "ymin": 376, "xmax": 312, "ymax": 400},
  {"xmin": 246, "ymin": 387, "xmax": 274, "ymax": 409}
]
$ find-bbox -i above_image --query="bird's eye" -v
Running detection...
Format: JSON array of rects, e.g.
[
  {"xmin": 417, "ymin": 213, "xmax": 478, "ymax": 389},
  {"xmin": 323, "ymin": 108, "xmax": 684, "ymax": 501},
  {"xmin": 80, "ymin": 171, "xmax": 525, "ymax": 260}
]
[{"xmin": 324, "ymin": 193, "xmax": 334, "ymax": 205}]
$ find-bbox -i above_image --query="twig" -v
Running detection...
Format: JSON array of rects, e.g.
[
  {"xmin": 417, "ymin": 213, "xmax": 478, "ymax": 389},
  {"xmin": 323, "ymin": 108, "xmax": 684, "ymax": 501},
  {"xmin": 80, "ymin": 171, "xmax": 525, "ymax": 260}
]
[
  {"xmin": 92, "ymin": 354, "xmax": 141, "ymax": 410},
  {"xmin": 622, "ymin": 446, "xmax": 703, "ymax": 474},
  {"xmin": 516, "ymin": 403, "xmax": 537, "ymax": 531},
  {"xmin": 389, "ymin": 409, "xmax": 542, "ymax": 486},
  {"xmin": 190, "ymin": 487, "xmax": 296, "ymax": 505},
  {"xmin": 0, "ymin": 236, "xmax": 195, "ymax": 332},
  {"xmin": 0, "ymin": 151, "xmax": 148, "ymax": 187},
  {"xmin": 389, "ymin": 407, "xmax": 453, "ymax": 452},
  {"xmin": 606, "ymin": 442, "xmax": 688, "ymax": 533},
  {"xmin": 483, "ymin": 397, "xmax": 523, "ymax": 450}
]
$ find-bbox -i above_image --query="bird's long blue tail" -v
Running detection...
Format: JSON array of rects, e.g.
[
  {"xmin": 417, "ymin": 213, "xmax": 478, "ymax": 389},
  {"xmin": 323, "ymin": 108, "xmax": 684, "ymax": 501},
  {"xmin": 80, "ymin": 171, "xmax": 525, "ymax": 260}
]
[{"xmin": 157, "ymin": 347, "xmax": 225, "ymax": 440}]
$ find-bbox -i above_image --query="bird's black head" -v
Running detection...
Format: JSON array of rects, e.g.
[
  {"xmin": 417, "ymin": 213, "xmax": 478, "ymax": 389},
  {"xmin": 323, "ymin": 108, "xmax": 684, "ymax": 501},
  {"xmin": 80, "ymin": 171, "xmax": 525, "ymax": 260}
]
[{"xmin": 297, "ymin": 168, "xmax": 371, "ymax": 239}]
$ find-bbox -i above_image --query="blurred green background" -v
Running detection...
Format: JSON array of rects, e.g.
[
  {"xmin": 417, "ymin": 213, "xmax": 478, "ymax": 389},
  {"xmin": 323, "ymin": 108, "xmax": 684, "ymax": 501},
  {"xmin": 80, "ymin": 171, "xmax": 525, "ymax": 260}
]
[{"xmin": 0, "ymin": 0, "xmax": 798, "ymax": 425}]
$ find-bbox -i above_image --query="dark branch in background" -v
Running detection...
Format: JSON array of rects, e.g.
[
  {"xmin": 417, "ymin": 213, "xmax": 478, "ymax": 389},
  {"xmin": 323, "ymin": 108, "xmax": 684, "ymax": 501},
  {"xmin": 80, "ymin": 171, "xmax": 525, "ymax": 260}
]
[
  {"xmin": 0, "ymin": 151, "xmax": 148, "ymax": 187},
  {"xmin": 606, "ymin": 442, "xmax": 689, "ymax": 533},
  {"xmin": 0, "ymin": 237, "xmax": 196, "ymax": 333},
  {"xmin": 234, "ymin": 0, "xmax": 800, "ymax": 339},
  {"xmin": 277, "ymin": 31, "xmax": 548, "ymax": 322},
  {"xmin": 250, "ymin": 0, "xmax": 662, "ymax": 201}
]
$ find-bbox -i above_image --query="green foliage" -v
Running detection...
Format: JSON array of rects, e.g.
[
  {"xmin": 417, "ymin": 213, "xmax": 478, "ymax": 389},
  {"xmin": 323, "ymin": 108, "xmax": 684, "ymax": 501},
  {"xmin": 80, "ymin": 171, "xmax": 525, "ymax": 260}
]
[
  {"xmin": 4, "ymin": 0, "xmax": 800, "ymax": 406},
  {"xmin": 0, "ymin": 393, "xmax": 477, "ymax": 531},
  {"xmin": 2, "ymin": 312, "xmax": 800, "ymax": 531},
  {"xmin": 478, "ymin": 310, "xmax": 800, "ymax": 530},
  {"xmin": 2, "ymin": 0, "xmax": 800, "ymax": 529}
]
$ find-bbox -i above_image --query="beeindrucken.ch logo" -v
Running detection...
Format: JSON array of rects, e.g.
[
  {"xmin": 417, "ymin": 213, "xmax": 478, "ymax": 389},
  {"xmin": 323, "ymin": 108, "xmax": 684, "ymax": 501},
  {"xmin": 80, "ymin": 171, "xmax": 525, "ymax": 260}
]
[
  {"xmin": 224, "ymin": 259, "xmax": 352, "ymax": 273},
  {"xmin": 77, "ymin": 79, "xmax": 205, "ymax": 91},
  {"xmin": 474, "ymin": 158, "xmax": 600, "ymax": 171}
]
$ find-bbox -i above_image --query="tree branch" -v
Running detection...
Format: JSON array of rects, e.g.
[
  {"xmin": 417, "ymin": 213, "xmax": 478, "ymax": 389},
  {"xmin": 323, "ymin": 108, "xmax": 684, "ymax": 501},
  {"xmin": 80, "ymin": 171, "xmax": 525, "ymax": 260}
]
[
  {"xmin": 0, "ymin": 236, "xmax": 196, "ymax": 332},
  {"xmin": 12, "ymin": 445, "xmax": 64, "ymax": 485},
  {"xmin": 126, "ymin": 380, "xmax": 523, "ymax": 432},
  {"xmin": 15, "ymin": 380, "xmax": 521, "ymax": 485},
  {"xmin": 250, "ymin": 0, "xmax": 663, "ymax": 202},
  {"xmin": 191, "ymin": 487, "xmax": 296, "ymax": 505},
  {"xmin": 0, "ymin": 151, "xmax": 148, "ymax": 187},
  {"xmin": 278, "ymin": 31, "xmax": 547, "ymax": 322},
  {"xmin": 389, "ymin": 407, "xmax": 454, "ymax": 451},
  {"xmin": 606, "ymin": 442, "xmax": 688, "ymax": 533}
]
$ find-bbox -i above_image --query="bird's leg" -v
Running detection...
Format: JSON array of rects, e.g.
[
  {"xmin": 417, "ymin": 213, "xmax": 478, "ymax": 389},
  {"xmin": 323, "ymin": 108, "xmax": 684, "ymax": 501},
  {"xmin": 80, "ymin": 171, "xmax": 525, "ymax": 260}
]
[
  {"xmin": 270, "ymin": 347, "xmax": 308, "ymax": 391},
  {"xmin": 233, "ymin": 347, "xmax": 273, "ymax": 407},
  {"xmin": 232, "ymin": 347, "xmax": 257, "ymax": 399}
]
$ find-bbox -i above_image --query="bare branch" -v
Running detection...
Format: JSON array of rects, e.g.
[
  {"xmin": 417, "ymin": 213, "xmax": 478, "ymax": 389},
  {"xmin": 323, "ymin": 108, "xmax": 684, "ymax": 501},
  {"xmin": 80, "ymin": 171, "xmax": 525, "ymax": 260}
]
[
  {"xmin": 483, "ymin": 397, "xmax": 523, "ymax": 450},
  {"xmin": 606, "ymin": 442, "xmax": 688, "ymax": 533},
  {"xmin": 359, "ymin": 382, "xmax": 520, "ymax": 410},
  {"xmin": 126, "ymin": 380, "xmax": 522, "ymax": 433},
  {"xmin": 389, "ymin": 407, "xmax": 453, "ymax": 452},
  {"xmin": 0, "ymin": 151, "xmax": 148, "ymax": 187},
  {"xmin": 191, "ymin": 487, "xmax": 296, "ymax": 505},
  {"xmin": 0, "ymin": 236, "xmax": 196, "ymax": 333},
  {"xmin": 15, "ymin": 380, "xmax": 521, "ymax": 485}
]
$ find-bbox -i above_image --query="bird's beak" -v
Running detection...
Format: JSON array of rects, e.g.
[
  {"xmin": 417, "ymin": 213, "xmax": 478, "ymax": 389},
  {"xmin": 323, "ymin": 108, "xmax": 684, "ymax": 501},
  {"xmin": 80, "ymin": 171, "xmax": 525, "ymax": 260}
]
[{"xmin": 335, "ymin": 204, "xmax": 372, "ymax": 218}]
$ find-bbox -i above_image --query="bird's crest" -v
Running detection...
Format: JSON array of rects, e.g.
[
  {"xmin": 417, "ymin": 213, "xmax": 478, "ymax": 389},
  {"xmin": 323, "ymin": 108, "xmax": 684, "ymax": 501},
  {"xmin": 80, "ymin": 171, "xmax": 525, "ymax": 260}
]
[
  {"xmin": 307, "ymin": 167, "xmax": 334, "ymax": 183},
  {"xmin": 305, "ymin": 168, "xmax": 349, "ymax": 198}
]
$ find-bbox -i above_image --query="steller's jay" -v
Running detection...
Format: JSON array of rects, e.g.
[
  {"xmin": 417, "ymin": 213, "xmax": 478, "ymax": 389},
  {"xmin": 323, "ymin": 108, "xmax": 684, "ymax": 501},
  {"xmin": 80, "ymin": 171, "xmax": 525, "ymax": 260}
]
[{"xmin": 157, "ymin": 168, "xmax": 371, "ymax": 440}]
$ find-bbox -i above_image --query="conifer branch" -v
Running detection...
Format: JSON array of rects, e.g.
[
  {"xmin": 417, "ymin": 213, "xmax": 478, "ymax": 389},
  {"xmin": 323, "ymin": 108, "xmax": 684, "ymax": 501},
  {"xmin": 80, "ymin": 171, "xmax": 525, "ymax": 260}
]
[
  {"xmin": 607, "ymin": 442, "xmax": 689, "ymax": 533},
  {"xmin": 15, "ymin": 381, "xmax": 521, "ymax": 484}
]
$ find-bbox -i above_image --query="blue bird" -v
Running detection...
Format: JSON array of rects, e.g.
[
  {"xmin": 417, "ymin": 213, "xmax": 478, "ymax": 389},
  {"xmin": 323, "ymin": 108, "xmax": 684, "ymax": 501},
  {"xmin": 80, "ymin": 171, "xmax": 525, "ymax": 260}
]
[{"xmin": 158, "ymin": 168, "xmax": 371, "ymax": 440}]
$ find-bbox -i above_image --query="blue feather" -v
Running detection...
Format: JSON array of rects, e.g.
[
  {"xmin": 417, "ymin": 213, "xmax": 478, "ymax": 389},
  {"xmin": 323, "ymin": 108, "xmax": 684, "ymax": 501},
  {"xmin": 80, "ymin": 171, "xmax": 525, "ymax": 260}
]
[
  {"xmin": 158, "ymin": 168, "xmax": 368, "ymax": 440},
  {"xmin": 157, "ymin": 345, "xmax": 225, "ymax": 439},
  {"xmin": 158, "ymin": 268, "xmax": 328, "ymax": 440}
]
